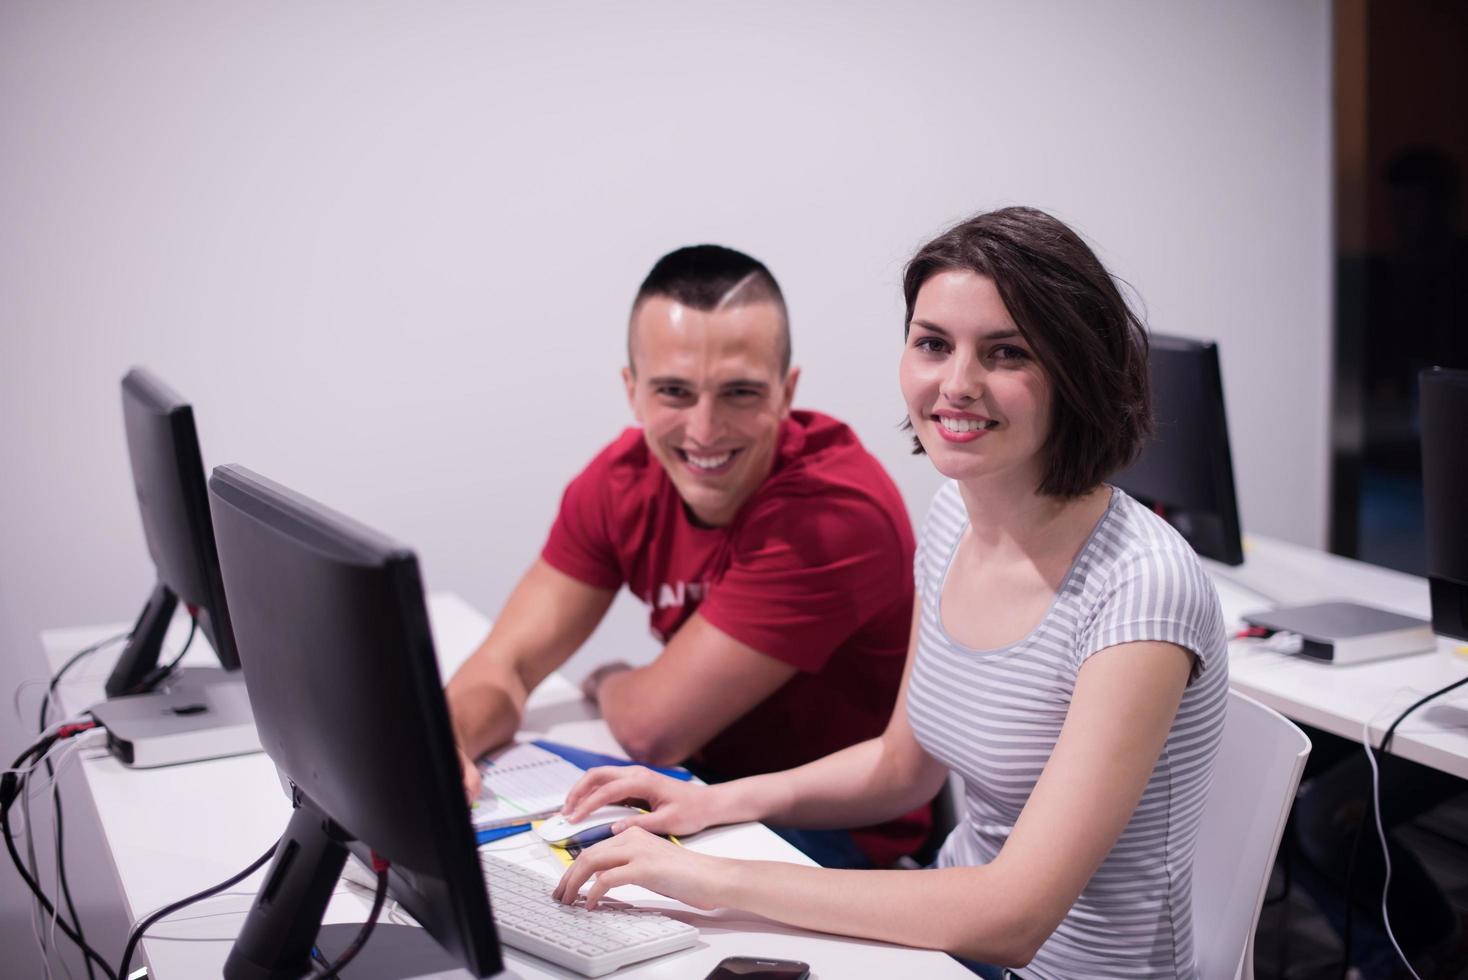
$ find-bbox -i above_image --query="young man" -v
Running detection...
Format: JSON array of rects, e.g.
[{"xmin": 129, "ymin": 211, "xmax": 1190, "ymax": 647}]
[{"xmin": 446, "ymin": 245, "xmax": 928, "ymax": 867}]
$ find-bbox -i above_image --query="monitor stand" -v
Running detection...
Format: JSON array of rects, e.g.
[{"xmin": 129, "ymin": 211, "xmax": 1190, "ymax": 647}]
[
  {"xmin": 313, "ymin": 924, "xmax": 467, "ymax": 980},
  {"xmin": 225, "ymin": 803, "xmax": 478, "ymax": 980},
  {"xmin": 88, "ymin": 667, "xmax": 262, "ymax": 767}
]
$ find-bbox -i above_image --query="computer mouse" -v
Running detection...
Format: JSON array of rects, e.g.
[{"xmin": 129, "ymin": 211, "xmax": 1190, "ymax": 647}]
[{"xmin": 535, "ymin": 804, "xmax": 643, "ymax": 848}]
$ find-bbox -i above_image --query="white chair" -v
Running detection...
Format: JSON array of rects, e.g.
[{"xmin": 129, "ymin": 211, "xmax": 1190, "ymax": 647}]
[{"xmin": 1192, "ymin": 690, "xmax": 1311, "ymax": 980}]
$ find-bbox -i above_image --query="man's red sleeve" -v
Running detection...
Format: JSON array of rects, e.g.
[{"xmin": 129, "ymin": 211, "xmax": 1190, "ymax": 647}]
[
  {"xmin": 541, "ymin": 463, "xmax": 624, "ymax": 591},
  {"xmin": 697, "ymin": 493, "xmax": 908, "ymax": 672}
]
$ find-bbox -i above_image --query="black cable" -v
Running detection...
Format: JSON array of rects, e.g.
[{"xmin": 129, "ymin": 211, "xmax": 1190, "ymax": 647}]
[
  {"xmin": 1337, "ymin": 674, "xmax": 1468, "ymax": 978},
  {"xmin": 52, "ymin": 781, "xmax": 94, "ymax": 980},
  {"xmin": 124, "ymin": 617, "xmax": 196, "ymax": 697},
  {"xmin": 29, "ymin": 624, "xmax": 184, "ymax": 979},
  {"xmin": 313, "ymin": 865, "xmax": 389, "ymax": 979},
  {"xmin": 35, "ymin": 629, "xmax": 130, "ymax": 947},
  {"xmin": 5, "ymin": 732, "xmax": 60, "ymax": 812},
  {"xmin": 118, "ymin": 839, "xmax": 278, "ymax": 980},
  {"xmin": 1378, "ymin": 676, "xmax": 1468, "ymax": 756},
  {"xmin": 4, "ymin": 806, "xmax": 115, "ymax": 980},
  {"xmin": 2, "ymin": 735, "xmax": 118, "ymax": 980},
  {"xmin": 37, "ymin": 623, "xmax": 184, "ymax": 977},
  {"xmin": 154, "ymin": 618, "xmax": 196, "ymax": 675},
  {"xmin": 37, "ymin": 632, "xmax": 129, "ymax": 732},
  {"xmin": 36, "ymin": 630, "xmax": 126, "ymax": 980}
]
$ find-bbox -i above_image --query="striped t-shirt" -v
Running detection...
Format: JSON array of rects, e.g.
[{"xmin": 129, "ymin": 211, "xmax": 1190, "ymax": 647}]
[{"xmin": 906, "ymin": 482, "xmax": 1228, "ymax": 979}]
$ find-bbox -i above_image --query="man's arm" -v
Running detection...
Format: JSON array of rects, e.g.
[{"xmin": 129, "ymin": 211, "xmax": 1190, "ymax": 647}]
[
  {"xmin": 445, "ymin": 558, "xmax": 616, "ymax": 762},
  {"xmin": 592, "ymin": 613, "xmax": 797, "ymax": 767},
  {"xmin": 567, "ymin": 593, "xmax": 949, "ymax": 831},
  {"xmin": 595, "ymin": 489, "xmax": 911, "ymax": 768}
]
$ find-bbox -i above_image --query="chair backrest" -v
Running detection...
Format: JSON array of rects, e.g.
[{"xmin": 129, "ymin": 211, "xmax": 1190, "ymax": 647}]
[
  {"xmin": 910, "ymin": 773, "xmax": 965, "ymax": 868},
  {"xmin": 1191, "ymin": 690, "xmax": 1311, "ymax": 980}
]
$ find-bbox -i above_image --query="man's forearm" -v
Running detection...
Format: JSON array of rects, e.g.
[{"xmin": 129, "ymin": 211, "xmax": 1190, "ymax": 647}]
[
  {"xmin": 446, "ymin": 669, "xmax": 527, "ymax": 760},
  {"xmin": 444, "ymin": 559, "xmax": 618, "ymax": 762},
  {"xmin": 595, "ymin": 665, "xmax": 691, "ymax": 765}
]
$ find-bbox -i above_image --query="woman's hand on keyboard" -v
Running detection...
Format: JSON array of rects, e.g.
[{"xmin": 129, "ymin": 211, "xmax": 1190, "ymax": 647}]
[
  {"xmin": 561, "ymin": 766, "xmax": 721, "ymax": 838},
  {"xmin": 551, "ymin": 827, "xmax": 727, "ymax": 911}
]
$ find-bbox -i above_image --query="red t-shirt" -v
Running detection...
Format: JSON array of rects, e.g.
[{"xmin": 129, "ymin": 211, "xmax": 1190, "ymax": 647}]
[{"xmin": 542, "ymin": 410, "xmax": 929, "ymax": 865}]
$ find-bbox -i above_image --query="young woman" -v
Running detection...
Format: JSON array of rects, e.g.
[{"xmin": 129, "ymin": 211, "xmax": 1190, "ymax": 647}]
[{"xmin": 551, "ymin": 207, "xmax": 1229, "ymax": 980}]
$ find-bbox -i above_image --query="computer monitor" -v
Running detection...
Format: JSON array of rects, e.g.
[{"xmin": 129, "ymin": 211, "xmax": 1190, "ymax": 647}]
[
  {"xmin": 1420, "ymin": 367, "xmax": 1468, "ymax": 642},
  {"xmin": 207, "ymin": 464, "xmax": 501, "ymax": 978},
  {"xmin": 107, "ymin": 367, "xmax": 241, "ymax": 697},
  {"xmin": 1112, "ymin": 334, "xmax": 1245, "ymax": 566}
]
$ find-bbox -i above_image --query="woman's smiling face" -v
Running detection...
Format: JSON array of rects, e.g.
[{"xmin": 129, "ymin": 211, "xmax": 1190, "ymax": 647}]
[{"xmin": 900, "ymin": 270, "xmax": 1052, "ymax": 488}]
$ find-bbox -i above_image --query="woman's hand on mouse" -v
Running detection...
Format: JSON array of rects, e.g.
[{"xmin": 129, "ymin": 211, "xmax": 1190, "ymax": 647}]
[
  {"xmin": 561, "ymin": 766, "xmax": 725, "ymax": 838},
  {"xmin": 552, "ymin": 827, "xmax": 729, "ymax": 910}
]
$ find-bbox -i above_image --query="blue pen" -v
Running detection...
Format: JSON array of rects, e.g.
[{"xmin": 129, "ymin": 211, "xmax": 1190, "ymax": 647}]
[{"xmin": 477, "ymin": 823, "xmax": 532, "ymax": 846}]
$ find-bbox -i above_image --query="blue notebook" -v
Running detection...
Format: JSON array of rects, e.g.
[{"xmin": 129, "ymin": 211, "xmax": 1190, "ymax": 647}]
[{"xmin": 530, "ymin": 739, "xmax": 694, "ymax": 781}]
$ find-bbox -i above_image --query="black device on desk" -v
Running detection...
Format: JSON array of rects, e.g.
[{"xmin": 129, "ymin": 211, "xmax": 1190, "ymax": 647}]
[
  {"xmin": 1112, "ymin": 334, "xmax": 1245, "ymax": 565},
  {"xmin": 208, "ymin": 464, "xmax": 501, "ymax": 978},
  {"xmin": 706, "ymin": 956, "xmax": 812, "ymax": 979},
  {"xmin": 1421, "ymin": 366, "xmax": 1468, "ymax": 642},
  {"xmin": 86, "ymin": 369, "xmax": 260, "ymax": 767}
]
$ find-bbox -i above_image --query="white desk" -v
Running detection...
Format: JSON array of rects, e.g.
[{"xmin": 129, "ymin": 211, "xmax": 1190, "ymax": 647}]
[
  {"xmin": 43, "ymin": 593, "xmax": 970, "ymax": 980},
  {"xmin": 1209, "ymin": 535, "xmax": 1468, "ymax": 779}
]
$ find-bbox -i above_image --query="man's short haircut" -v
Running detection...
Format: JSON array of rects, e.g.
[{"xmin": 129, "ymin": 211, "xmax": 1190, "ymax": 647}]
[
  {"xmin": 629, "ymin": 245, "xmax": 791, "ymax": 374},
  {"xmin": 902, "ymin": 206, "xmax": 1153, "ymax": 498}
]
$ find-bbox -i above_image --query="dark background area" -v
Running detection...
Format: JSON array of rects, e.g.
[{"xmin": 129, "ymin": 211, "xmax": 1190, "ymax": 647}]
[
  {"xmin": 1331, "ymin": 0, "xmax": 1468, "ymax": 573},
  {"xmin": 1270, "ymin": 9, "xmax": 1468, "ymax": 978}
]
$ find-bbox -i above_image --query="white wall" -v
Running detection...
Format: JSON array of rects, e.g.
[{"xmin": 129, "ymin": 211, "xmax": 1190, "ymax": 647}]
[{"xmin": 0, "ymin": 1, "xmax": 1330, "ymax": 972}]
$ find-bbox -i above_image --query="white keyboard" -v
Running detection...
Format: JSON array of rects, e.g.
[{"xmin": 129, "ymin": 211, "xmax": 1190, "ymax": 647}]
[{"xmin": 480, "ymin": 852, "xmax": 699, "ymax": 977}]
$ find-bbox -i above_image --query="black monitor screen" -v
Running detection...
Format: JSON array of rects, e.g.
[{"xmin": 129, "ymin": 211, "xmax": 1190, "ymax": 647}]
[
  {"xmin": 208, "ymin": 464, "xmax": 501, "ymax": 978},
  {"xmin": 1421, "ymin": 367, "xmax": 1468, "ymax": 640},
  {"xmin": 1112, "ymin": 335, "xmax": 1245, "ymax": 566},
  {"xmin": 108, "ymin": 368, "xmax": 239, "ymax": 696}
]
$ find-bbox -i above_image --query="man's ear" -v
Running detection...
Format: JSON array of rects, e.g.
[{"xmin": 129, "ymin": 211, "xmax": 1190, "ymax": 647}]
[
  {"xmin": 778, "ymin": 365, "xmax": 800, "ymax": 418},
  {"xmin": 622, "ymin": 365, "xmax": 641, "ymax": 421}
]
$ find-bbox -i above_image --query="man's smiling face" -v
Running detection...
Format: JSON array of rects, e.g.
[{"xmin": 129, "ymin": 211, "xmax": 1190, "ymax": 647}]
[{"xmin": 623, "ymin": 295, "xmax": 798, "ymax": 527}]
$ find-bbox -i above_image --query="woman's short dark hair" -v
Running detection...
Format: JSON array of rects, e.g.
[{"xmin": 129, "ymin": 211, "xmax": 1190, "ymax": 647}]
[{"xmin": 902, "ymin": 206, "xmax": 1152, "ymax": 498}]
